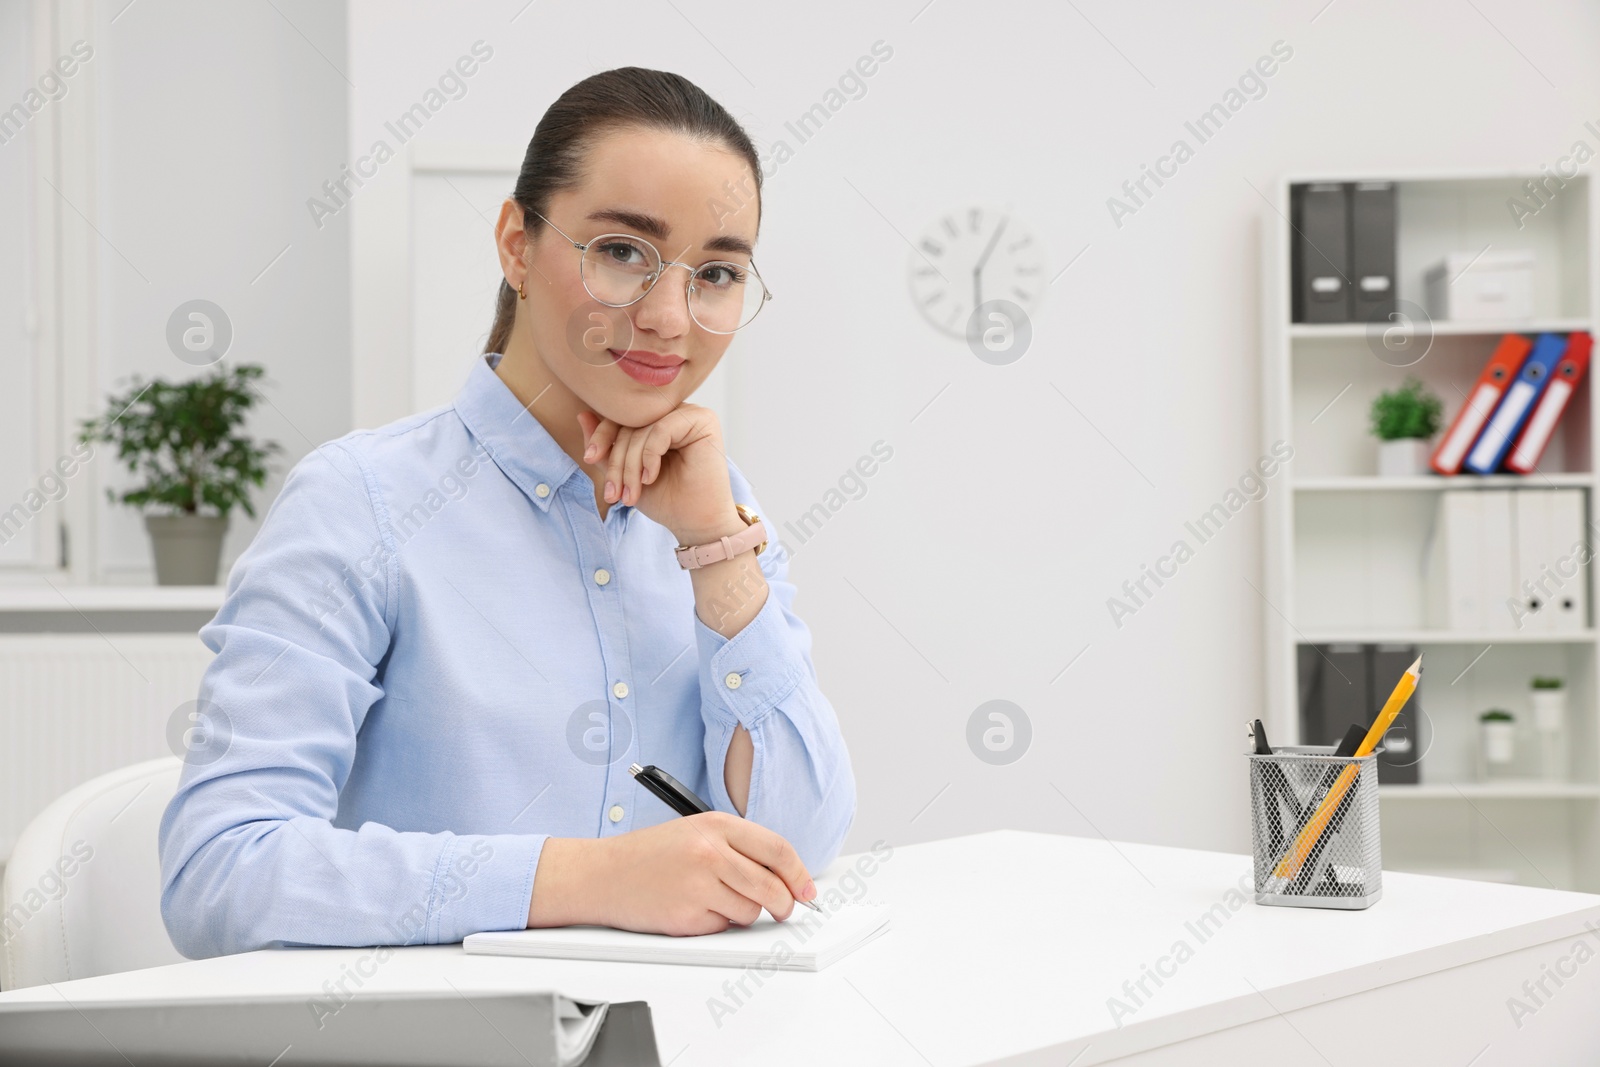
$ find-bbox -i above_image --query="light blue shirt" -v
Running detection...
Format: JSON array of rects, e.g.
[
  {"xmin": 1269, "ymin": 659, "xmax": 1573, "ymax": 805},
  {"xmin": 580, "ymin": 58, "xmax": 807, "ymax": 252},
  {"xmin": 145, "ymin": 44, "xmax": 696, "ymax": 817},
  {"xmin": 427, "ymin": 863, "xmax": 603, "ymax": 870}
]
[{"xmin": 158, "ymin": 353, "xmax": 856, "ymax": 958}]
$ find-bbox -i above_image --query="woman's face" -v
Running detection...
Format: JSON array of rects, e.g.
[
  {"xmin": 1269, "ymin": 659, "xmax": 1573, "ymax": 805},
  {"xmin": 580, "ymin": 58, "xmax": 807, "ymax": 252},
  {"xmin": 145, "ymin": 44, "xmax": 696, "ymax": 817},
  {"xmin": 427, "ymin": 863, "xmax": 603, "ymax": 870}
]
[{"xmin": 509, "ymin": 125, "xmax": 760, "ymax": 429}]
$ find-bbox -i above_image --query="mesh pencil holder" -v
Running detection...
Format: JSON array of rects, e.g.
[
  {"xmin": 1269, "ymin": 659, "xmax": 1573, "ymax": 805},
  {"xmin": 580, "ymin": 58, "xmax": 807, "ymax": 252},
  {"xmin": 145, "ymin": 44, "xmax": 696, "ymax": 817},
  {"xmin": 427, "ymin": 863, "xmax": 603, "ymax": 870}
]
[{"xmin": 1248, "ymin": 745, "xmax": 1383, "ymax": 910}]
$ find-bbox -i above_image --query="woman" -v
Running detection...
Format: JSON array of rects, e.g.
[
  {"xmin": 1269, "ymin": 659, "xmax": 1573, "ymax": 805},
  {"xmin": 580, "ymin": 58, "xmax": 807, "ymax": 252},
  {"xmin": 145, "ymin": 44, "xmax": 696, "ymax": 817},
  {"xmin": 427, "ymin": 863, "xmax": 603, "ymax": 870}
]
[{"xmin": 158, "ymin": 67, "xmax": 857, "ymax": 957}]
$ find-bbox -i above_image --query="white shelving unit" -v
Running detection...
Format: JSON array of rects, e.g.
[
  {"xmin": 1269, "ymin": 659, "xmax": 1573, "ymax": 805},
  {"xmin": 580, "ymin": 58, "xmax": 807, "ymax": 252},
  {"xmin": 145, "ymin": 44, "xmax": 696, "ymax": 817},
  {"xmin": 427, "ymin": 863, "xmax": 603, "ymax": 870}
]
[
  {"xmin": 1261, "ymin": 169, "xmax": 1600, "ymax": 890},
  {"xmin": 1288, "ymin": 317, "xmax": 1593, "ymax": 340},
  {"xmin": 1295, "ymin": 473, "xmax": 1593, "ymax": 492},
  {"xmin": 1382, "ymin": 782, "xmax": 1600, "ymax": 800},
  {"xmin": 1296, "ymin": 630, "xmax": 1598, "ymax": 645}
]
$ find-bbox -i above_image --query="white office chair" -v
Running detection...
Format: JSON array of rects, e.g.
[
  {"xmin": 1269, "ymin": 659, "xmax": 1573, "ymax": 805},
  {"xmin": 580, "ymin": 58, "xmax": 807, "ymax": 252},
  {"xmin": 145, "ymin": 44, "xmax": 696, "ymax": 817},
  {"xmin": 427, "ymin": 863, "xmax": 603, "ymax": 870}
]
[{"xmin": 1, "ymin": 756, "xmax": 188, "ymax": 990}]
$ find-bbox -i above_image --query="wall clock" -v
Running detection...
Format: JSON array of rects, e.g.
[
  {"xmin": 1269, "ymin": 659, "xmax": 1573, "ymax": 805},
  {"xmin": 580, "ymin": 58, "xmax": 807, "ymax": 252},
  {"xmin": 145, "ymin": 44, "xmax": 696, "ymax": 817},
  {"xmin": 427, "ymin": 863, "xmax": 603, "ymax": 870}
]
[{"xmin": 907, "ymin": 207, "xmax": 1046, "ymax": 339}]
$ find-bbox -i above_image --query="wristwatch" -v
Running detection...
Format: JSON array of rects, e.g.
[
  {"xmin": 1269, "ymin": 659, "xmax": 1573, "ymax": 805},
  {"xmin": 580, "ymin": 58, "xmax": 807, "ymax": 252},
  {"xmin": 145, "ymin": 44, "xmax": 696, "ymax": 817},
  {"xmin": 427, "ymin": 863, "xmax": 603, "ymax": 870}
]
[{"xmin": 675, "ymin": 503, "xmax": 767, "ymax": 570}]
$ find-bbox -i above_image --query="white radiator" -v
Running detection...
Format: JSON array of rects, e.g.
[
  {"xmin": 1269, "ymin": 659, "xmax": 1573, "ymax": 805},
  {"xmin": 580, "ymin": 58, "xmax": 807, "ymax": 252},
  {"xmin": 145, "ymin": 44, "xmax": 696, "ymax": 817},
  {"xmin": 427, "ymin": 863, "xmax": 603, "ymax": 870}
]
[{"xmin": 0, "ymin": 635, "xmax": 213, "ymax": 860}]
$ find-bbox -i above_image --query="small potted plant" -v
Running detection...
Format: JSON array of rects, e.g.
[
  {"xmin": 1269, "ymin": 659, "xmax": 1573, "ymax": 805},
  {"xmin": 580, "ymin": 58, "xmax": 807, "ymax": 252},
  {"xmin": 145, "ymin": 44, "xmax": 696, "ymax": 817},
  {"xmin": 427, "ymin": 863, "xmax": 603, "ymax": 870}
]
[
  {"xmin": 1478, "ymin": 708, "xmax": 1516, "ymax": 778},
  {"xmin": 80, "ymin": 364, "xmax": 280, "ymax": 586},
  {"xmin": 1370, "ymin": 377, "xmax": 1443, "ymax": 477},
  {"xmin": 1531, "ymin": 677, "xmax": 1567, "ymax": 727},
  {"xmin": 1531, "ymin": 677, "xmax": 1567, "ymax": 780}
]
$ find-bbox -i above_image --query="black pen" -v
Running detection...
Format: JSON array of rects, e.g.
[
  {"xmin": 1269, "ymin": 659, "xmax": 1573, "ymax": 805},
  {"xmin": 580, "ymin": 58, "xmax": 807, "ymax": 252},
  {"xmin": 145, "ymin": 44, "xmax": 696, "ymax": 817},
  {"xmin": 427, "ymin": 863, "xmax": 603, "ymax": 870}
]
[{"xmin": 629, "ymin": 762, "xmax": 822, "ymax": 913}]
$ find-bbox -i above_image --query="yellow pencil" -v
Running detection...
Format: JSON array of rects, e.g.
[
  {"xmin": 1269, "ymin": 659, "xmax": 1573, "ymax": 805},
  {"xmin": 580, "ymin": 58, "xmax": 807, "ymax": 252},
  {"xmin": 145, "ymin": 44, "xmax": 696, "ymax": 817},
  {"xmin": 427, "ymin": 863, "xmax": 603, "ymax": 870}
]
[{"xmin": 1269, "ymin": 654, "xmax": 1422, "ymax": 886}]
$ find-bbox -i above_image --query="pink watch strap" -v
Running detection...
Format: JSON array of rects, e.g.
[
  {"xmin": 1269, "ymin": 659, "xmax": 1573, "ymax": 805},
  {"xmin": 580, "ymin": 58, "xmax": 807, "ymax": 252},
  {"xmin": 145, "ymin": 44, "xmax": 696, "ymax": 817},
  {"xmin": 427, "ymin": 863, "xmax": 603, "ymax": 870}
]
[{"xmin": 676, "ymin": 518, "xmax": 767, "ymax": 570}]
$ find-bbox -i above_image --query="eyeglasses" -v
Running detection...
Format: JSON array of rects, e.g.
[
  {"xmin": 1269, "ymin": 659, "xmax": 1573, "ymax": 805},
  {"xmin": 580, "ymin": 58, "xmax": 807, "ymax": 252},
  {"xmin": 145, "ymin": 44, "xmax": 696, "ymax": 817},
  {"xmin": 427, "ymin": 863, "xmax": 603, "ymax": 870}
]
[{"xmin": 531, "ymin": 210, "xmax": 772, "ymax": 334}]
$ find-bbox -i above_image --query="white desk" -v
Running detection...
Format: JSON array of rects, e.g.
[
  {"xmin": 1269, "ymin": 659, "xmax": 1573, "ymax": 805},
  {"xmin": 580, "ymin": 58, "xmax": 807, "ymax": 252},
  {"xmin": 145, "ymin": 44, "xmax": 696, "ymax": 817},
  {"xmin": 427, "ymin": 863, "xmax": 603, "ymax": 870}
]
[{"xmin": 4, "ymin": 829, "xmax": 1600, "ymax": 1066}]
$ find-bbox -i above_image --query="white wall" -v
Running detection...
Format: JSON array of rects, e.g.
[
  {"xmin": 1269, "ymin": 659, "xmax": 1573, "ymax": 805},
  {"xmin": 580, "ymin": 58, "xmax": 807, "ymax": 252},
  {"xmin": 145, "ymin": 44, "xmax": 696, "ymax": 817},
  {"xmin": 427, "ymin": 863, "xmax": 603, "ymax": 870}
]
[{"xmin": 337, "ymin": 0, "xmax": 1600, "ymax": 864}]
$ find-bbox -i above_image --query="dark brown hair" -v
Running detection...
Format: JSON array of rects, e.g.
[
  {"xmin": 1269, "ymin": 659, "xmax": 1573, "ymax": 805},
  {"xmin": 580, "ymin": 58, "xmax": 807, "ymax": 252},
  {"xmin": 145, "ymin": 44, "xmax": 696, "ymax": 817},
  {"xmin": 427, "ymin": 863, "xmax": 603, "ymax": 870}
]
[{"xmin": 485, "ymin": 67, "xmax": 763, "ymax": 355}]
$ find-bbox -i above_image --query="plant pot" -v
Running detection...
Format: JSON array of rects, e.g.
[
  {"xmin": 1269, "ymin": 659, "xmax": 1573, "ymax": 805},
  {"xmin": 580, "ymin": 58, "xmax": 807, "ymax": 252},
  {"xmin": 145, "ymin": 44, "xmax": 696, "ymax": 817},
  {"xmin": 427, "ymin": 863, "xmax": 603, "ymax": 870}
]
[
  {"xmin": 1480, "ymin": 720, "xmax": 1516, "ymax": 766},
  {"xmin": 1532, "ymin": 689, "xmax": 1567, "ymax": 732},
  {"xmin": 1377, "ymin": 438, "xmax": 1431, "ymax": 477},
  {"xmin": 144, "ymin": 513, "xmax": 229, "ymax": 586}
]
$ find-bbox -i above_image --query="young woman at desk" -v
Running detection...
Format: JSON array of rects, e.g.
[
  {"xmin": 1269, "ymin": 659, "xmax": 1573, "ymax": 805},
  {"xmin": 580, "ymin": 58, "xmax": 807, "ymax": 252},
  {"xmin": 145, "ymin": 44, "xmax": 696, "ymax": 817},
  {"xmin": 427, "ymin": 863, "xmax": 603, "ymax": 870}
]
[{"xmin": 158, "ymin": 68, "xmax": 856, "ymax": 958}]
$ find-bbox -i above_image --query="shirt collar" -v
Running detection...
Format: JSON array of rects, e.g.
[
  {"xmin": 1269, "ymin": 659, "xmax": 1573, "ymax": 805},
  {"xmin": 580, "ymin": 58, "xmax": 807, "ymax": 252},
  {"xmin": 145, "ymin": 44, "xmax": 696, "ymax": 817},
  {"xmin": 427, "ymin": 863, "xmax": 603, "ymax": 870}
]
[{"xmin": 454, "ymin": 353, "xmax": 585, "ymax": 513}]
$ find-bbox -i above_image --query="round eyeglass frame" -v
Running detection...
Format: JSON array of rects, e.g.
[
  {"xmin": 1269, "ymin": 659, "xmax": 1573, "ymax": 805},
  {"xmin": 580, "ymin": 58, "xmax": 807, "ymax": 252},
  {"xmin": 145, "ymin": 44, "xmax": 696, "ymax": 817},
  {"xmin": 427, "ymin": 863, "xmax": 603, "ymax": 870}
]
[{"xmin": 530, "ymin": 209, "xmax": 772, "ymax": 335}]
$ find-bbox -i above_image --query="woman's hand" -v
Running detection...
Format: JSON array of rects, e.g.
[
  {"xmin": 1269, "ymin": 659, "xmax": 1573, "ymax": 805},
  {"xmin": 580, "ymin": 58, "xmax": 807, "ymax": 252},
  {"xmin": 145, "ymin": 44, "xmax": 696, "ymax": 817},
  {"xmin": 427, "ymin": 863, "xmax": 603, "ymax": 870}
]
[
  {"xmin": 576, "ymin": 405, "xmax": 742, "ymax": 543},
  {"xmin": 528, "ymin": 813, "xmax": 818, "ymax": 935}
]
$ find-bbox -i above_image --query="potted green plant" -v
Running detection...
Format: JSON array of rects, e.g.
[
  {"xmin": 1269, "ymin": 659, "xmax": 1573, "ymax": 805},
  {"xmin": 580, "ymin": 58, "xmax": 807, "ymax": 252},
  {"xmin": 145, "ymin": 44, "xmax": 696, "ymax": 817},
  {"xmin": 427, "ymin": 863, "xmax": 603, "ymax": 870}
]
[
  {"xmin": 80, "ymin": 364, "xmax": 280, "ymax": 585},
  {"xmin": 1370, "ymin": 377, "xmax": 1443, "ymax": 477},
  {"xmin": 1531, "ymin": 677, "xmax": 1567, "ymax": 780},
  {"xmin": 1478, "ymin": 708, "xmax": 1516, "ymax": 778}
]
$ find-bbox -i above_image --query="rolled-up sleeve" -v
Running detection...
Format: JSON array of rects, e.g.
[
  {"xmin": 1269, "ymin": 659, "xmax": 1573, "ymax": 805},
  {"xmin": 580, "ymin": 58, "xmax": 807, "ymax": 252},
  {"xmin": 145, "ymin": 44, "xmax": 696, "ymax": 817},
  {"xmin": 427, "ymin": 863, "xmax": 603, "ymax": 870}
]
[
  {"xmin": 157, "ymin": 442, "xmax": 543, "ymax": 959},
  {"xmin": 694, "ymin": 465, "xmax": 857, "ymax": 874}
]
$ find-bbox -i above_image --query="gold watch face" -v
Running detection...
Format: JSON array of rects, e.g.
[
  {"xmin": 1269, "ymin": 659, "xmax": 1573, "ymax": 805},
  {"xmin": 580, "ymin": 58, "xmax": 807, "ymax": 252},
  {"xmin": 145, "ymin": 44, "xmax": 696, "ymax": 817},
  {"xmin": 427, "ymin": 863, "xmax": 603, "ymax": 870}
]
[{"xmin": 734, "ymin": 503, "xmax": 767, "ymax": 556}]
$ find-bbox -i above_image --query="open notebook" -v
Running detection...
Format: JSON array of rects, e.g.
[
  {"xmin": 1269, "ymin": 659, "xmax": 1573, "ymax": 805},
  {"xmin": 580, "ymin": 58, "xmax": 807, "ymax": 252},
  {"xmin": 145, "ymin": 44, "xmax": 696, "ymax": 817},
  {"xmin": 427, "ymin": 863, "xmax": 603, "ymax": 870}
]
[{"xmin": 464, "ymin": 899, "xmax": 890, "ymax": 972}]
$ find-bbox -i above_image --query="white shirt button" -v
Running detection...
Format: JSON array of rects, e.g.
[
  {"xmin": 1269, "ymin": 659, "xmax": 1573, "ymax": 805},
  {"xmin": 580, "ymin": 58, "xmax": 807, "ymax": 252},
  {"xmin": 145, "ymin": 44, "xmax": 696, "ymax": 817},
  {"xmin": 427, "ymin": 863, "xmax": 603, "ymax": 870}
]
[
  {"xmin": 608, "ymin": 805, "xmax": 625, "ymax": 823},
  {"xmin": 534, "ymin": 483, "xmax": 550, "ymax": 498},
  {"xmin": 612, "ymin": 681, "xmax": 629, "ymax": 699},
  {"xmin": 724, "ymin": 672, "xmax": 742, "ymax": 690},
  {"xmin": 593, "ymin": 568, "xmax": 610, "ymax": 586}
]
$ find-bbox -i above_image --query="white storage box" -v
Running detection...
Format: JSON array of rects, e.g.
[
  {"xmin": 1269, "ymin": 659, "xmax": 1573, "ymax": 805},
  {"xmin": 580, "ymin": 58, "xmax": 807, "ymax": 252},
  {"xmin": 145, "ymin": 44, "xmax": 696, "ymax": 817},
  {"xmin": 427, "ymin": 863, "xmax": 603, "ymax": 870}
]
[{"xmin": 1423, "ymin": 249, "xmax": 1534, "ymax": 321}]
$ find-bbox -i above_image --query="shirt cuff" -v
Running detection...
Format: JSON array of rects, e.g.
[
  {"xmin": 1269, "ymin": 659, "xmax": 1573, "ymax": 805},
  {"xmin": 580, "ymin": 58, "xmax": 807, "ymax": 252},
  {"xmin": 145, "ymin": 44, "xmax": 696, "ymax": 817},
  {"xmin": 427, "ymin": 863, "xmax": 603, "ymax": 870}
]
[
  {"xmin": 694, "ymin": 589, "xmax": 809, "ymax": 730},
  {"xmin": 428, "ymin": 831, "xmax": 547, "ymax": 944}
]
